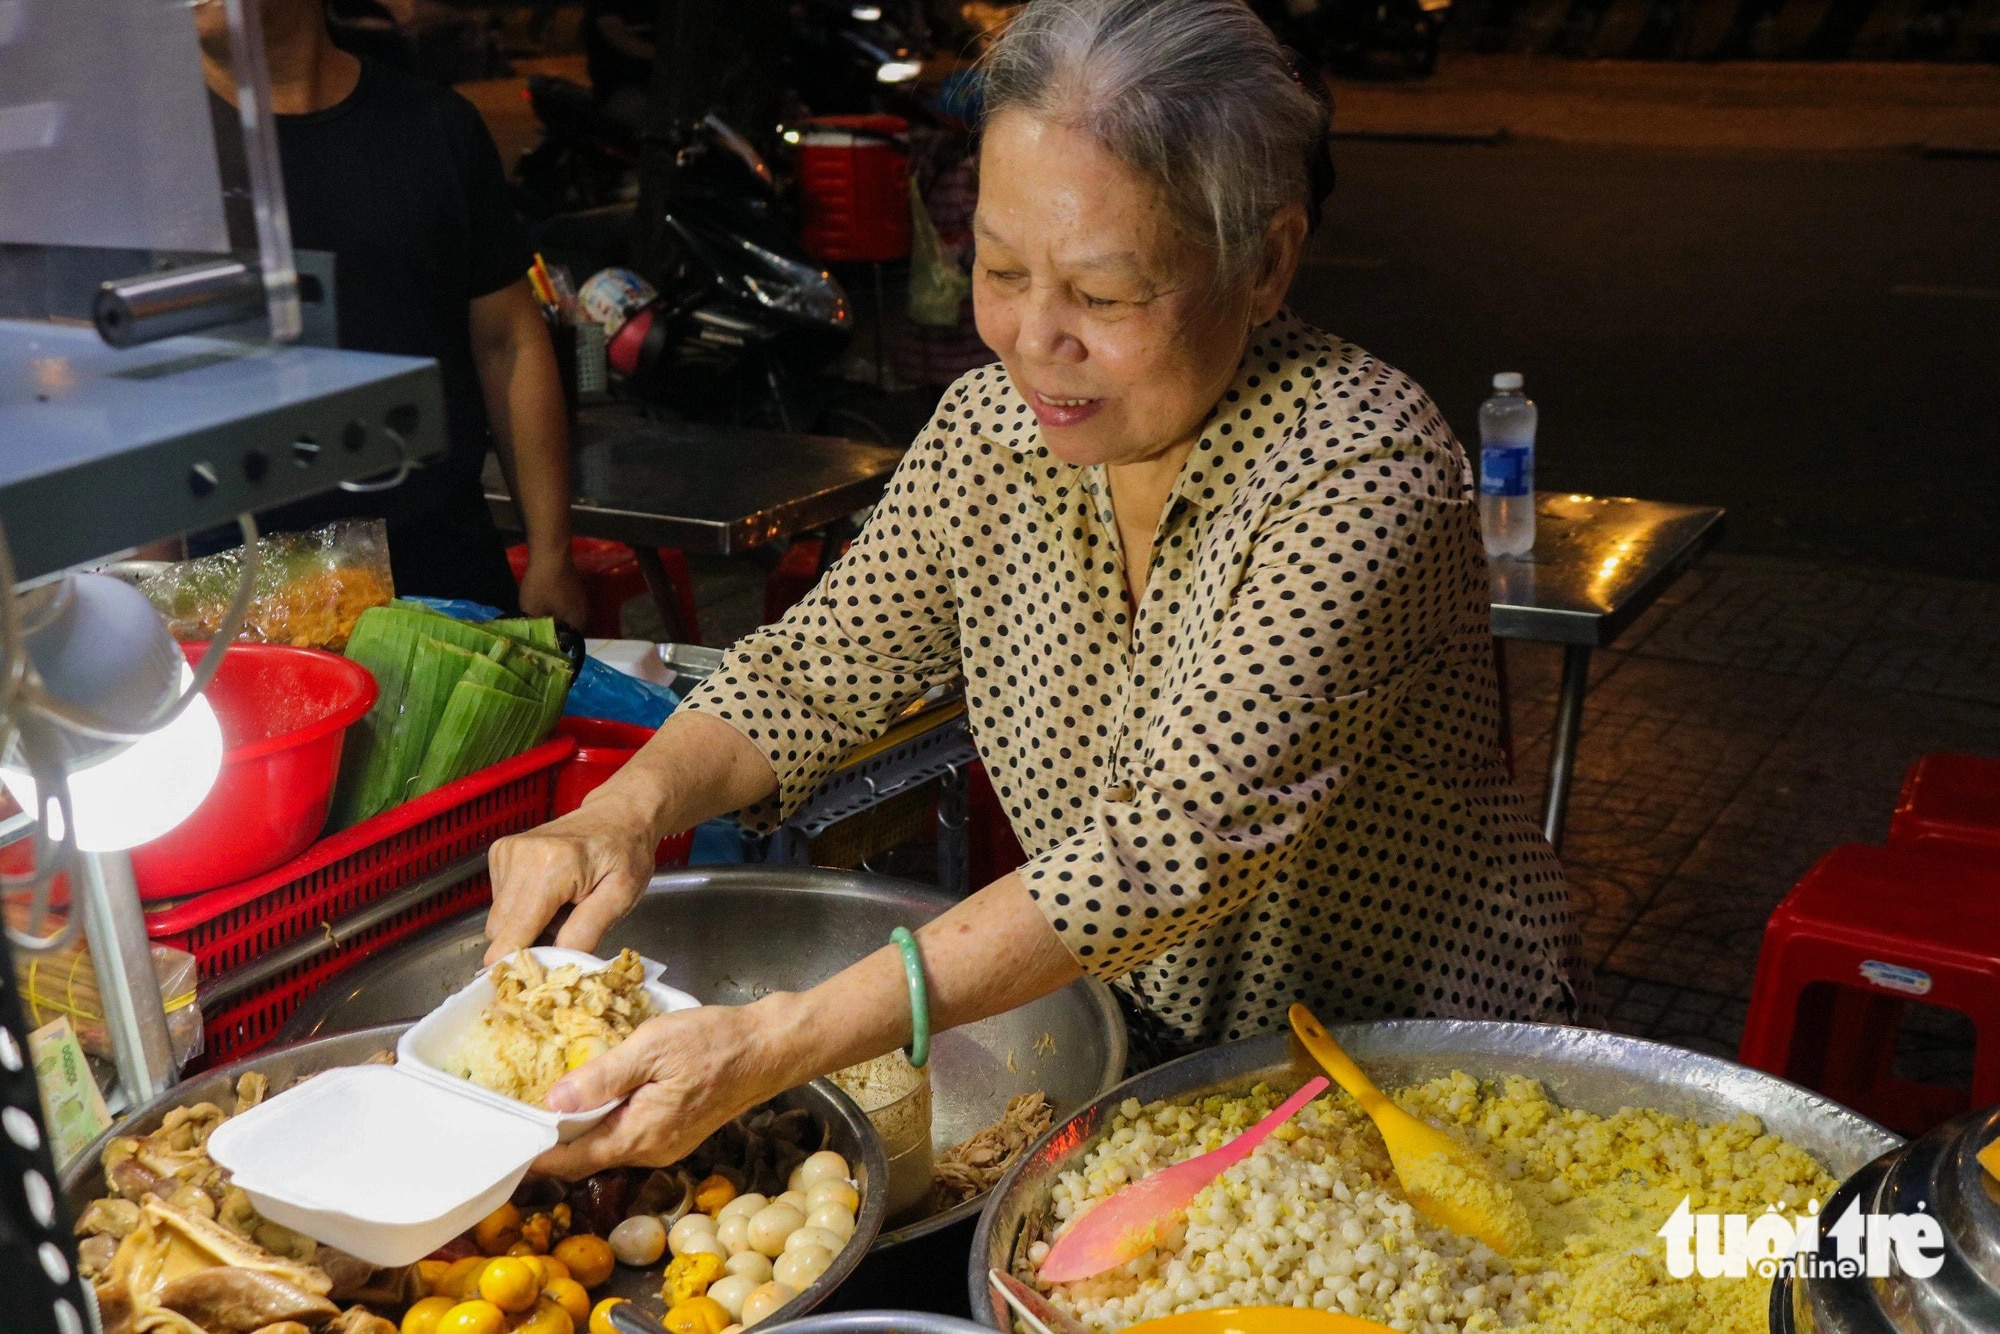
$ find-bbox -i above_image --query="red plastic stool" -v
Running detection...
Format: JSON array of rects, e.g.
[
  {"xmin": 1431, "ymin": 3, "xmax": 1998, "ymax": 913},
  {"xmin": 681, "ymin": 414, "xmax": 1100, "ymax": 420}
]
[
  {"xmin": 507, "ymin": 538, "xmax": 699, "ymax": 643},
  {"xmin": 1738, "ymin": 843, "xmax": 2000, "ymax": 1137},
  {"xmin": 762, "ymin": 534, "xmax": 856, "ymax": 625},
  {"xmin": 967, "ymin": 760, "xmax": 1027, "ymax": 890},
  {"xmin": 1891, "ymin": 753, "xmax": 2000, "ymax": 856}
]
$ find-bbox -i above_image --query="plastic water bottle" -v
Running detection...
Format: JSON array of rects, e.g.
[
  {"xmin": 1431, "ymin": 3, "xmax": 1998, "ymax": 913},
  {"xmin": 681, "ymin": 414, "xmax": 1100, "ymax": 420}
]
[{"xmin": 1478, "ymin": 372, "xmax": 1537, "ymax": 557}]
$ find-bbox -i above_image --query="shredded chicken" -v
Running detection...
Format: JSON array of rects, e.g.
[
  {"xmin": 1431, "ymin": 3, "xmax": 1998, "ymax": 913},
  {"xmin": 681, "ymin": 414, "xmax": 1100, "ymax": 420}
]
[
  {"xmin": 931, "ymin": 1091, "xmax": 1053, "ymax": 1208},
  {"xmin": 448, "ymin": 949, "xmax": 652, "ymax": 1105}
]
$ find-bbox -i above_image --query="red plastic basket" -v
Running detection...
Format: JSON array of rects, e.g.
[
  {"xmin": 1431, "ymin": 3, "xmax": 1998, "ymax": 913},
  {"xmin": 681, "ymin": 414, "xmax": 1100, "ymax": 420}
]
[{"xmin": 149, "ymin": 736, "xmax": 576, "ymax": 1064}]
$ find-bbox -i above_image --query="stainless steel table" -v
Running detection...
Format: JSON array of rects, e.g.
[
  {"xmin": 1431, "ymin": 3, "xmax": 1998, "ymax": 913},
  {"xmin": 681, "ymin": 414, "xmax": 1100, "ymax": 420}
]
[
  {"xmin": 1489, "ymin": 492, "xmax": 1726, "ymax": 851},
  {"xmin": 485, "ymin": 408, "xmax": 905, "ymax": 639}
]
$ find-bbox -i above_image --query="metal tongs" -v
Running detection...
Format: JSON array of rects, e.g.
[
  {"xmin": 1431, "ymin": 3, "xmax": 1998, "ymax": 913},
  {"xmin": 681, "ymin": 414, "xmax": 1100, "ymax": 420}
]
[
  {"xmin": 990, "ymin": 1268, "xmax": 1090, "ymax": 1334},
  {"xmin": 606, "ymin": 1303, "xmax": 672, "ymax": 1334}
]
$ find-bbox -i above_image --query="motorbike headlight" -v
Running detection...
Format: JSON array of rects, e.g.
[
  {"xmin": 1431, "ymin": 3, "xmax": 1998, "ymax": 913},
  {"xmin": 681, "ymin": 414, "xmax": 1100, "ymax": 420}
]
[
  {"xmin": 876, "ymin": 59, "xmax": 923, "ymax": 83},
  {"xmin": 852, "ymin": 4, "xmax": 883, "ymax": 19},
  {"xmin": 737, "ymin": 240, "xmax": 851, "ymax": 328}
]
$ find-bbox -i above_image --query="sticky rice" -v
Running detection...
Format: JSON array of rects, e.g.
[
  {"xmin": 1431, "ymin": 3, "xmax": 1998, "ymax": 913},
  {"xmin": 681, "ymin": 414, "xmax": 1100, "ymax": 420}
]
[{"xmin": 447, "ymin": 948, "xmax": 652, "ymax": 1105}]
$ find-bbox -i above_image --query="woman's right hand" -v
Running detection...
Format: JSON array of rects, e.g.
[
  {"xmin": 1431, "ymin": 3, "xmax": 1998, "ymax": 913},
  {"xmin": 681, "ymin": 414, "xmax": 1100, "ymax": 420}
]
[{"xmin": 483, "ymin": 789, "xmax": 661, "ymax": 966}]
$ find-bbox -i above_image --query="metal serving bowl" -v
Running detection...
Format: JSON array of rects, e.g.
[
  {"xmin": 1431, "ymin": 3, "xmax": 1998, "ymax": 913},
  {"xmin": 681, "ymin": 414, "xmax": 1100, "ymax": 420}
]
[
  {"xmin": 1775, "ymin": 1102, "xmax": 2000, "ymax": 1332},
  {"xmin": 968, "ymin": 1021, "xmax": 1903, "ymax": 1330},
  {"xmin": 59, "ymin": 1024, "xmax": 889, "ymax": 1329},
  {"xmin": 281, "ymin": 864, "xmax": 1128, "ymax": 1246}
]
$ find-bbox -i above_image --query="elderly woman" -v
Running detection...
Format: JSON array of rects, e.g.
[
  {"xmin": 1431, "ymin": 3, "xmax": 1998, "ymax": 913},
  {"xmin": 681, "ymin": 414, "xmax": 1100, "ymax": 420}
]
[{"xmin": 485, "ymin": 0, "xmax": 1590, "ymax": 1176}]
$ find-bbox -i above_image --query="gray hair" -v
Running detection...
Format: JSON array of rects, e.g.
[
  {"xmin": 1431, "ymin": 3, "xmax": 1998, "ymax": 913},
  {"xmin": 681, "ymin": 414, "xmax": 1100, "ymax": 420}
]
[{"xmin": 981, "ymin": 0, "xmax": 1327, "ymax": 290}]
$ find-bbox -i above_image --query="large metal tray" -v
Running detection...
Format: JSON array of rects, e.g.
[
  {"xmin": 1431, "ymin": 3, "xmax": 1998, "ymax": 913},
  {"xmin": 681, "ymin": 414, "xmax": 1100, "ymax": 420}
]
[
  {"xmin": 59, "ymin": 1024, "xmax": 889, "ymax": 1329},
  {"xmin": 281, "ymin": 865, "xmax": 1128, "ymax": 1247},
  {"xmin": 968, "ymin": 1021, "xmax": 1903, "ymax": 1329}
]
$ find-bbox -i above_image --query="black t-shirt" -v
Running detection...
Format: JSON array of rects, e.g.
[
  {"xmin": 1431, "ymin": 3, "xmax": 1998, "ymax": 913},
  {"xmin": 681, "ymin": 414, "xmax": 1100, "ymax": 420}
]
[{"xmin": 217, "ymin": 61, "xmax": 533, "ymax": 606}]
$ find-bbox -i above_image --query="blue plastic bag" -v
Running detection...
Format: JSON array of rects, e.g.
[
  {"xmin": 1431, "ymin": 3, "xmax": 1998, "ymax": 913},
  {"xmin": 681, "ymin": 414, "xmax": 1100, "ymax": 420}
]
[
  {"xmin": 402, "ymin": 595, "xmax": 502, "ymax": 623},
  {"xmin": 563, "ymin": 657, "xmax": 681, "ymax": 728},
  {"xmin": 689, "ymin": 818, "xmax": 747, "ymax": 864}
]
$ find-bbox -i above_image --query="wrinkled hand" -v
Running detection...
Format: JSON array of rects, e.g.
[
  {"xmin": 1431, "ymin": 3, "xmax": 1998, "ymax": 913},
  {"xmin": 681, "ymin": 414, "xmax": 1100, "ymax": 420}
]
[
  {"xmin": 516, "ymin": 551, "xmax": 591, "ymax": 631},
  {"xmin": 534, "ymin": 1006, "xmax": 780, "ymax": 1178},
  {"xmin": 484, "ymin": 795, "xmax": 657, "ymax": 966}
]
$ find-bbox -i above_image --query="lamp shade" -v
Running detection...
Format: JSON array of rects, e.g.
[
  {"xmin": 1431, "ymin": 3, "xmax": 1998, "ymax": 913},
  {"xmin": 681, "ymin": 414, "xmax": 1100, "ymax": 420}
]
[
  {"xmin": 1, "ymin": 663, "xmax": 222, "ymax": 850},
  {"xmin": 0, "ymin": 573, "xmax": 222, "ymax": 850}
]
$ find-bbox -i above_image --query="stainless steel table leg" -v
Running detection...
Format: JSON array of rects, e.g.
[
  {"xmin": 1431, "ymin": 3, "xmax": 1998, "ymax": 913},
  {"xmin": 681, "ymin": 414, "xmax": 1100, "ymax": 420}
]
[
  {"xmin": 872, "ymin": 262, "xmax": 888, "ymax": 389},
  {"xmin": 1541, "ymin": 643, "xmax": 1591, "ymax": 853},
  {"xmin": 632, "ymin": 545, "xmax": 690, "ymax": 644},
  {"xmin": 76, "ymin": 851, "xmax": 178, "ymax": 1107}
]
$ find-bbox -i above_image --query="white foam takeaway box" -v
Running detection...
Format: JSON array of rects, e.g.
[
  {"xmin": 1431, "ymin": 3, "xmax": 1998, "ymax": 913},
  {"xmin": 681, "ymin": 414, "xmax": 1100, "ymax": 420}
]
[{"xmin": 208, "ymin": 948, "xmax": 698, "ymax": 1266}]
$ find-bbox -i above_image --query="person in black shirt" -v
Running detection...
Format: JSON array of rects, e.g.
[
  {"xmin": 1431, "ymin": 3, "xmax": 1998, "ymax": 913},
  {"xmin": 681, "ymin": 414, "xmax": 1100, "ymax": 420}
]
[{"xmin": 197, "ymin": 0, "xmax": 589, "ymax": 625}]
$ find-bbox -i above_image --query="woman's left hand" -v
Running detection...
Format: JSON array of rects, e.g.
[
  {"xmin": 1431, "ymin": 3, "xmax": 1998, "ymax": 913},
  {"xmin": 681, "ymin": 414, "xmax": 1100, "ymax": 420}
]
[{"xmin": 532, "ymin": 1004, "xmax": 785, "ymax": 1179}]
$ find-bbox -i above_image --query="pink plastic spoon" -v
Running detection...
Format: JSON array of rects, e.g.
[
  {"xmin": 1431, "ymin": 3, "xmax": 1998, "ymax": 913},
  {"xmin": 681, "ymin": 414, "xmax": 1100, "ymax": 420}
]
[{"xmin": 1037, "ymin": 1075, "xmax": 1330, "ymax": 1284}]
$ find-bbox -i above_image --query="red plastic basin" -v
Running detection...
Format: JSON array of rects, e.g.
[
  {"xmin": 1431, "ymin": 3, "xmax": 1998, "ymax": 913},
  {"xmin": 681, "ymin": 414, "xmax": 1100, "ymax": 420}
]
[
  {"xmin": 551, "ymin": 716, "xmax": 693, "ymax": 867},
  {"xmin": 129, "ymin": 644, "xmax": 378, "ymax": 900}
]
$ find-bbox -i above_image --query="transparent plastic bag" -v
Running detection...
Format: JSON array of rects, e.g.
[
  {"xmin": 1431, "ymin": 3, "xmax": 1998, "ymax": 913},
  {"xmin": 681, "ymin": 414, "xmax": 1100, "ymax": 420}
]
[
  {"xmin": 139, "ymin": 519, "xmax": 394, "ymax": 650},
  {"xmin": 908, "ymin": 176, "xmax": 971, "ymax": 328},
  {"xmin": 14, "ymin": 936, "xmax": 203, "ymax": 1069}
]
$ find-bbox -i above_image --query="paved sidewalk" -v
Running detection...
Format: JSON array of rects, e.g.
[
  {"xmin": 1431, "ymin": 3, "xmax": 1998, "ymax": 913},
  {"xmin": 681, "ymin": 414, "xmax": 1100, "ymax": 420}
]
[
  {"xmin": 1331, "ymin": 55, "xmax": 2000, "ymax": 149},
  {"xmin": 1503, "ymin": 551, "xmax": 2000, "ymax": 1084}
]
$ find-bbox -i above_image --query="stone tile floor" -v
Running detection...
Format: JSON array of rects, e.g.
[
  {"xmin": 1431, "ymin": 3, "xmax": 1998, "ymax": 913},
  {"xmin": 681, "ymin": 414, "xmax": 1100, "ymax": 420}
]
[
  {"xmin": 636, "ymin": 548, "xmax": 2000, "ymax": 1096},
  {"xmin": 1504, "ymin": 553, "xmax": 2000, "ymax": 1089}
]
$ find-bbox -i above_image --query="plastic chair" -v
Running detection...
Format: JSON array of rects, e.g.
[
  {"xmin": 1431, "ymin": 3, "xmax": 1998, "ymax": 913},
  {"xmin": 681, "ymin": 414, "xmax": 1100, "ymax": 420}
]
[
  {"xmin": 1738, "ymin": 842, "xmax": 2000, "ymax": 1137},
  {"xmin": 1891, "ymin": 753, "xmax": 2000, "ymax": 857}
]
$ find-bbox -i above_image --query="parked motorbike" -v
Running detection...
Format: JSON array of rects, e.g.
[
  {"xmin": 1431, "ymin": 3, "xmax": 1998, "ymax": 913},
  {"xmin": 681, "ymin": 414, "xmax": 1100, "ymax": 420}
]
[
  {"xmin": 512, "ymin": 73, "xmax": 643, "ymax": 221},
  {"xmin": 626, "ymin": 115, "xmax": 856, "ymax": 428},
  {"xmin": 526, "ymin": 113, "xmax": 861, "ymax": 434},
  {"xmin": 778, "ymin": 0, "xmax": 934, "ymax": 120},
  {"xmin": 1254, "ymin": 0, "xmax": 1451, "ymax": 79}
]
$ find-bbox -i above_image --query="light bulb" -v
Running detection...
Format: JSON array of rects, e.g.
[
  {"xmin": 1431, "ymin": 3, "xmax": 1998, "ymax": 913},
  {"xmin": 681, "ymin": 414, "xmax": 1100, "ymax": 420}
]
[{"xmin": 2, "ymin": 665, "xmax": 223, "ymax": 851}]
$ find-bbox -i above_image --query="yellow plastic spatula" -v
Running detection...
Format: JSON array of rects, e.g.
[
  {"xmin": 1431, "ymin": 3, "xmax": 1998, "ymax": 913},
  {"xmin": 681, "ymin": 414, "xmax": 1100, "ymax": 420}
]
[
  {"xmin": 1289, "ymin": 1003, "xmax": 1534, "ymax": 1256},
  {"xmin": 1978, "ymin": 1136, "xmax": 2000, "ymax": 1186},
  {"xmin": 1128, "ymin": 1309, "xmax": 1398, "ymax": 1334}
]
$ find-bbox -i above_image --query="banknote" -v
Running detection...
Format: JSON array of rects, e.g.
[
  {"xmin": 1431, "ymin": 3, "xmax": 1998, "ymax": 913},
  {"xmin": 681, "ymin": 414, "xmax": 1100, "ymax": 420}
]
[{"xmin": 29, "ymin": 1016, "xmax": 111, "ymax": 1171}]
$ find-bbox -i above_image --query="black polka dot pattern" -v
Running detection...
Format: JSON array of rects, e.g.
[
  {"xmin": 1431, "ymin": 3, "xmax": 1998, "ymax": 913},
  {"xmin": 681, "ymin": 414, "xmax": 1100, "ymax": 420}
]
[{"xmin": 682, "ymin": 310, "xmax": 1591, "ymax": 1047}]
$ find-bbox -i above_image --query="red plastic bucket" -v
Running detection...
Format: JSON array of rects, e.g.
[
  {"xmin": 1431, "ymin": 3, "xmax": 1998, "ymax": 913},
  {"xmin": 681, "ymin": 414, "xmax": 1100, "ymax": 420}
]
[
  {"xmin": 796, "ymin": 114, "xmax": 912, "ymax": 264},
  {"xmin": 129, "ymin": 644, "xmax": 378, "ymax": 900},
  {"xmin": 551, "ymin": 717, "xmax": 694, "ymax": 867}
]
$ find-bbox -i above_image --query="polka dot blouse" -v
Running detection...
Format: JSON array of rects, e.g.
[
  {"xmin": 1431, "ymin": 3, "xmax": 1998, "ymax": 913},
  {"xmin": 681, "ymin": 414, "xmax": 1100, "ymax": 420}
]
[{"xmin": 682, "ymin": 311, "xmax": 1591, "ymax": 1048}]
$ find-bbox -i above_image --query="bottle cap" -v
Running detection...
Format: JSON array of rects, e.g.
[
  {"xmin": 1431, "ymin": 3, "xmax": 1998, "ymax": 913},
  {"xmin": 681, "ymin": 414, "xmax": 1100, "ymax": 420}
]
[{"xmin": 1492, "ymin": 372, "xmax": 1524, "ymax": 391}]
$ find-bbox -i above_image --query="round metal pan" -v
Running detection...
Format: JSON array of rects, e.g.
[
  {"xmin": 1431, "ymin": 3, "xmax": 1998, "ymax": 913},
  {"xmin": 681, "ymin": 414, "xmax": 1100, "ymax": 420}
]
[
  {"xmin": 968, "ymin": 1021, "xmax": 1902, "ymax": 1328},
  {"xmin": 60, "ymin": 1023, "xmax": 889, "ymax": 1329}
]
